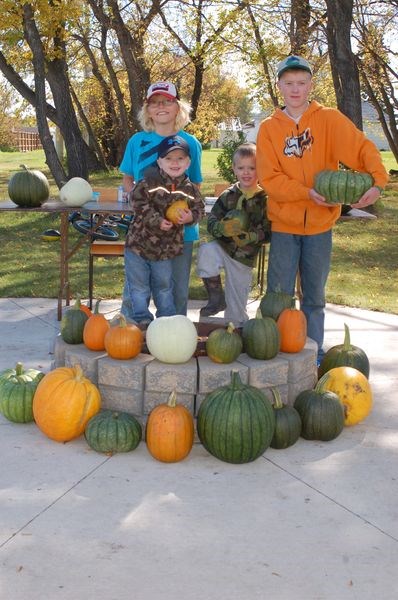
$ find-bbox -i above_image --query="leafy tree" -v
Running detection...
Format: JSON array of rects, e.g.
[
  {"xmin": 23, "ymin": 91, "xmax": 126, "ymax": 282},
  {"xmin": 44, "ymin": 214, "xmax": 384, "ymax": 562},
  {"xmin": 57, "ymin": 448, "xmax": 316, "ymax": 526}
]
[{"xmin": 216, "ymin": 130, "xmax": 246, "ymax": 183}]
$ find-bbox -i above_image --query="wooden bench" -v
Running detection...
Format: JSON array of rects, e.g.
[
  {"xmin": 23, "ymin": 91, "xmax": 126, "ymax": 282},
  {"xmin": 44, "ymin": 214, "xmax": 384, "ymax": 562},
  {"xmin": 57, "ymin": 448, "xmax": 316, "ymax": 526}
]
[{"xmin": 88, "ymin": 188, "xmax": 128, "ymax": 308}]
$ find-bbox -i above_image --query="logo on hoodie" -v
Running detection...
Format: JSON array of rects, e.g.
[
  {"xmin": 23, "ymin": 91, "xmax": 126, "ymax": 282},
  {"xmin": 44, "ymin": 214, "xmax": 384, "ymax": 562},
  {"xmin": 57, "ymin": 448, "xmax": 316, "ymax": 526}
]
[{"xmin": 283, "ymin": 127, "xmax": 313, "ymax": 158}]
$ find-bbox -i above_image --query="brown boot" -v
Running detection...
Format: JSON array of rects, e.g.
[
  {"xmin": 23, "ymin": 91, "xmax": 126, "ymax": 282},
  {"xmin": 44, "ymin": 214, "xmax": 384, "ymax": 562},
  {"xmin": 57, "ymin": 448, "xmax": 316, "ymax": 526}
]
[{"xmin": 200, "ymin": 276, "xmax": 227, "ymax": 316}]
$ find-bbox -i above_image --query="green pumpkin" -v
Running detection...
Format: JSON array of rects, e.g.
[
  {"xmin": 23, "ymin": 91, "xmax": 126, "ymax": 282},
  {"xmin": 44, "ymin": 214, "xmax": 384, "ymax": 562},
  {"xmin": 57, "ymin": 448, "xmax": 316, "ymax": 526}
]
[
  {"xmin": 0, "ymin": 362, "xmax": 45, "ymax": 423},
  {"xmin": 85, "ymin": 410, "xmax": 142, "ymax": 454},
  {"xmin": 223, "ymin": 209, "xmax": 250, "ymax": 231},
  {"xmin": 61, "ymin": 297, "xmax": 89, "ymax": 344},
  {"xmin": 294, "ymin": 389, "xmax": 345, "ymax": 441},
  {"xmin": 206, "ymin": 322, "xmax": 243, "ymax": 364},
  {"xmin": 270, "ymin": 388, "xmax": 302, "ymax": 449},
  {"xmin": 242, "ymin": 309, "xmax": 280, "ymax": 360},
  {"xmin": 197, "ymin": 371, "xmax": 276, "ymax": 464},
  {"xmin": 259, "ymin": 290, "xmax": 293, "ymax": 321},
  {"xmin": 8, "ymin": 164, "xmax": 50, "ymax": 208},
  {"xmin": 314, "ymin": 169, "xmax": 373, "ymax": 204},
  {"xmin": 318, "ymin": 323, "xmax": 370, "ymax": 379}
]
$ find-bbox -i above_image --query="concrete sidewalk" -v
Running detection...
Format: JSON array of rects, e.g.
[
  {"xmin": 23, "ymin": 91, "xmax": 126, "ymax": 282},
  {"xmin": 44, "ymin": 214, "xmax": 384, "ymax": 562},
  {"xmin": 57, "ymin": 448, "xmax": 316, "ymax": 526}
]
[{"xmin": 1, "ymin": 297, "xmax": 398, "ymax": 599}]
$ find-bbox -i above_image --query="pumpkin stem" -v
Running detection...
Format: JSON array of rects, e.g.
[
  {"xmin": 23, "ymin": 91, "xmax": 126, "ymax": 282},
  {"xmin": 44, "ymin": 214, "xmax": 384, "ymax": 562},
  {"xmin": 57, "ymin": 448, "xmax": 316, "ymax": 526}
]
[
  {"xmin": 229, "ymin": 370, "xmax": 244, "ymax": 389},
  {"xmin": 20, "ymin": 164, "xmax": 29, "ymax": 171},
  {"xmin": 15, "ymin": 362, "xmax": 24, "ymax": 376},
  {"xmin": 94, "ymin": 299, "xmax": 102, "ymax": 314},
  {"xmin": 113, "ymin": 313, "xmax": 127, "ymax": 328},
  {"xmin": 226, "ymin": 322, "xmax": 236, "ymax": 334},
  {"xmin": 343, "ymin": 323, "xmax": 352, "ymax": 350},
  {"xmin": 73, "ymin": 364, "xmax": 84, "ymax": 381},
  {"xmin": 270, "ymin": 387, "xmax": 283, "ymax": 409},
  {"xmin": 167, "ymin": 390, "xmax": 177, "ymax": 408},
  {"xmin": 73, "ymin": 296, "xmax": 82, "ymax": 310},
  {"xmin": 255, "ymin": 308, "xmax": 263, "ymax": 319}
]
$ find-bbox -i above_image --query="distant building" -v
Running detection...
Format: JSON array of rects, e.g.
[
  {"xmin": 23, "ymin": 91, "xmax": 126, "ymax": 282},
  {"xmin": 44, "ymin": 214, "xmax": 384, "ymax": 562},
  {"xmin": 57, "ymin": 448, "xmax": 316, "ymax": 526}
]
[
  {"xmin": 217, "ymin": 101, "xmax": 390, "ymax": 151},
  {"xmin": 12, "ymin": 127, "xmax": 42, "ymax": 152}
]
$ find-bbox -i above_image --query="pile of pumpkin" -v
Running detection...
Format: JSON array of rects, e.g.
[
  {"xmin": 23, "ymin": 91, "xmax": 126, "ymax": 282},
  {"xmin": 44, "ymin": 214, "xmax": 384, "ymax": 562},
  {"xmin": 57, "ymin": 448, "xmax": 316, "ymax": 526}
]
[{"xmin": 0, "ymin": 292, "xmax": 372, "ymax": 465}]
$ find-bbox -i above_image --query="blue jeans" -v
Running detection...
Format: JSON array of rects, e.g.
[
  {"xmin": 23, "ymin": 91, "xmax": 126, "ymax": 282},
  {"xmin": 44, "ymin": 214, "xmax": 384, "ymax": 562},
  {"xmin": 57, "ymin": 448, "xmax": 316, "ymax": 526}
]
[
  {"xmin": 266, "ymin": 231, "xmax": 332, "ymax": 357},
  {"xmin": 172, "ymin": 241, "xmax": 193, "ymax": 315},
  {"xmin": 123, "ymin": 248, "xmax": 176, "ymax": 323},
  {"xmin": 121, "ymin": 242, "xmax": 193, "ymax": 318}
]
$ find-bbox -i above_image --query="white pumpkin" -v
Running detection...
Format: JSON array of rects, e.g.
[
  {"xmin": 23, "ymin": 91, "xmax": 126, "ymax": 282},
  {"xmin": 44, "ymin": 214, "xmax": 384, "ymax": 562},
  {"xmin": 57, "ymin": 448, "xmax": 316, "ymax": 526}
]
[
  {"xmin": 146, "ymin": 315, "xmax": 198, "ymax": 363},
  {"xmin": 59, "ymin": 177, "xmax": 93, "ymax": 207}
]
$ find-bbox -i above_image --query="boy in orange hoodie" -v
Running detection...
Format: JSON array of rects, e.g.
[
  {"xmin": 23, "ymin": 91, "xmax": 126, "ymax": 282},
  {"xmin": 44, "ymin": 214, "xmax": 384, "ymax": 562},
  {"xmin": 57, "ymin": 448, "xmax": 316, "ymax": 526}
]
[{"xmin": 256, "ymin": 55, "xmax": 388, "ymax": 363}]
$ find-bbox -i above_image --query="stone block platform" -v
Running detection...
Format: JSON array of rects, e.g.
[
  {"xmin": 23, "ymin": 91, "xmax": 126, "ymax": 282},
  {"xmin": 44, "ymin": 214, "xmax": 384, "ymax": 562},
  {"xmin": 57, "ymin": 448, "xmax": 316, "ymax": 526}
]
[{"xmin": 53, "ymin": 334, "xmax": 318, "ymax": 430}]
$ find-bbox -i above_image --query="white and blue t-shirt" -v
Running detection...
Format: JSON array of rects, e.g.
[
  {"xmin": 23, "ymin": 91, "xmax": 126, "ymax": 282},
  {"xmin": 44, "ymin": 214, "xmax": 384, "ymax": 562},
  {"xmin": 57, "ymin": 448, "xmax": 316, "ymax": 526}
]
[{"xmin": 120, "ymin": 130, "xmax": 203, "ymax": 241}]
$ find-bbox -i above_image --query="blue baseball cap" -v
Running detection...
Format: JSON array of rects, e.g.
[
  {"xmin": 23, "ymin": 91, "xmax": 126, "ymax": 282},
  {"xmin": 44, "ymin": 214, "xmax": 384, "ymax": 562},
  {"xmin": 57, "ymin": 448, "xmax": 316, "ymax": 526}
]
[
  {"xmin": 277, "ymin": 55, "xmax": 312, "ymax": 79},
  {"xmin": 158, "ymin": 135, "xmax": 191, "ymax": 158}
]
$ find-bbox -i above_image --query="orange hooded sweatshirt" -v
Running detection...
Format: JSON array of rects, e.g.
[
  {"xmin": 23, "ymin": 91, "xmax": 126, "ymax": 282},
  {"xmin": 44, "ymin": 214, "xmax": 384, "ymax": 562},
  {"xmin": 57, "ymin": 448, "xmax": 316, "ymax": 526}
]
[{"xmin": 256, "ymin": 100, "xmax": 389, "ymax": 235}]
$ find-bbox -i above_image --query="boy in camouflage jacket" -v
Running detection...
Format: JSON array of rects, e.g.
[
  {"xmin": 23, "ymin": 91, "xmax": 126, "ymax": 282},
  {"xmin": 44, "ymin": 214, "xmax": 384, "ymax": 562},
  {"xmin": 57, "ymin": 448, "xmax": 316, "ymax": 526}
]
[
  {"xmin": 197, "ymin": 143, "xmax": 270, "ymax": 326},
  {"xmin": 125, "ymin": 135, "xmax": 204, "ymax": 325}
]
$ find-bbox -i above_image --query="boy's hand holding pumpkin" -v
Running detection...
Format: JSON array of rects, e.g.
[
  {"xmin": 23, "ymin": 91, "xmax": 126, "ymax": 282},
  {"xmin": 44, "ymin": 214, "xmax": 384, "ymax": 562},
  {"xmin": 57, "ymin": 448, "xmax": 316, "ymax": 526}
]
[
  {"xmin": 232, "ymin": 231, "xmax": 258, "ymax": 247},
  {"xmin": 218, "ymin": 217, "xmax": 242, "ymax": 237}
]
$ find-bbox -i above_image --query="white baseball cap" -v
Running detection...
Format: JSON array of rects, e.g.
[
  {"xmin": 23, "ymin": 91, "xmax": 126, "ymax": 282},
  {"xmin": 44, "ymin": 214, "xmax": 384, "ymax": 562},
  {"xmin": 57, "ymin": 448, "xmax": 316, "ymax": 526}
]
[{"xmin": 146, "ymin": 81, "xmax": 179, "ymax": 101}]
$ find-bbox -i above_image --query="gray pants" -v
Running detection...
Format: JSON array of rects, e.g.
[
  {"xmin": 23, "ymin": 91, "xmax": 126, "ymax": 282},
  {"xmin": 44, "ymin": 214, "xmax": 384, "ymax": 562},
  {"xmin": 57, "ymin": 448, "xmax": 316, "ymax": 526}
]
[{"xmin": 197, "ymin": 241, "xmax": 252, "ymax": 326}]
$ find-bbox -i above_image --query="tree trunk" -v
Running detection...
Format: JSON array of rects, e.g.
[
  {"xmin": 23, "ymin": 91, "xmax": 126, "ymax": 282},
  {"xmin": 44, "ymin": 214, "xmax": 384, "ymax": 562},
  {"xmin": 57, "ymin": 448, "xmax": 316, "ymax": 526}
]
[
  {"xmin": 21, "ymin": 5, "xmax": 66, "ymax": 187},
  {"xmin": 325, "ymin": 0, "xmax": 363, "ymax": 129}
]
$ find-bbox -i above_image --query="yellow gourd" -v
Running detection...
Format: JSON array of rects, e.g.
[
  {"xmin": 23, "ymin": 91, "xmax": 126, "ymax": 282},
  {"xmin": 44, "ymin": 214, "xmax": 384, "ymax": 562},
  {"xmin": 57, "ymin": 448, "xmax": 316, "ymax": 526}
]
[{"xmin": 316, "ymin": 366, "xmax": 372, "ymax": 426}]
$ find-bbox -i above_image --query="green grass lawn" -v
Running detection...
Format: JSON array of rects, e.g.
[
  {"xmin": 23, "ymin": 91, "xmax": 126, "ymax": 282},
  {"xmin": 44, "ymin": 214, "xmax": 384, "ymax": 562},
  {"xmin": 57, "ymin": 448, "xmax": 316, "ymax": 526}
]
[{"xmin": 0, "ymin": 149, "xmax": 397, "ymax": 313}]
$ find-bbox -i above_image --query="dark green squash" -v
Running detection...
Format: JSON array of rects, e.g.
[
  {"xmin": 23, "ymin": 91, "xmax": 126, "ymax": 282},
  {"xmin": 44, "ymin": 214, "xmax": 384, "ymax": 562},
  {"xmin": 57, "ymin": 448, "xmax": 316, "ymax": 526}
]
[
  {"xmin": 242, "ymin": 309, "xmax": 280, "ymax": 360},
  {"xmin": 259, "ymin": 290, "xmax": 293, "ymax": 321},
  {"xmin": 0, "ymin": 362, "xmax": 45, "ymax": 423},
  {"xmin": 270, "ymin": 388, "xmax": 302, "ymax": 449},
  {"xmin": 318, "ymin": 323, "xmax": 370, "ymax": 379},
  {"xmin": 223, "ymin": 209, "xmax": 250, "ymax": 231},
  {"xmin": 197, "ymin": 371, "xmax": 276, "ymax": 464},
  {"xmin": 314, "ymin": 169, "xmax": 373, "ymax": 204},
  {"xmin": 206, "ymin": 322, "xmax": 243, "ymax": 364},
  {"xmin": 85, "ymin": 410, "xmax": 142, "ymax": 454},
  {"xmin": 294, "ymin": 389, "xmax": 345, "ymax": 441},
  {"xmin": 8, "ymin": 164, "xmax": 50, "ymax": 208},
  {"xmin": 61, "ymin": 297, "xmax": 89, "ymax": 344}
]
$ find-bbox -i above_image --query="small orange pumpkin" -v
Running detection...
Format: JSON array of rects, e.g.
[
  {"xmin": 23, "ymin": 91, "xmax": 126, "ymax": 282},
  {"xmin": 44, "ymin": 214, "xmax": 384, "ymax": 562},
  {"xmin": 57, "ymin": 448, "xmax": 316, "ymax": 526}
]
[
  {"xmin": 146, "ymin": 391, "xmax": 194, "ymax": 462},
  {"xmin": 79, "ymin": 303, "xmax": 92, "ymax": 318},
  {"xmin": 165, "ymin": 199, "xmax": 189, "ymax": 225},
  {"xmin": 104, "ymin": 314, "xmax": 143, "ymax": 360},
  {"xmin": 277, "ymin": 300, "xmax": 307, "ymax": 353},
  {"xmin": 83, "ymin": 299, "xmax": 110, "ymax": 351},
  {"xmin": 33, "ymin": 364, "xmax": 101, "ymax": 442}
]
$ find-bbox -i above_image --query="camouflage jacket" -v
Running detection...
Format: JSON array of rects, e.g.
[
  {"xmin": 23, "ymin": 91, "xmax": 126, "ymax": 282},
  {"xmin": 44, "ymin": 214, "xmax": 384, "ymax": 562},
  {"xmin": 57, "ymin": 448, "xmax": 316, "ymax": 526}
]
[
  {"xmin": 125, "ymin": 167, "xmax": 204, "ymax": 261},
  {"xmin": 207, "ymin": 183, "xmax": 270, "ymax": 267}
]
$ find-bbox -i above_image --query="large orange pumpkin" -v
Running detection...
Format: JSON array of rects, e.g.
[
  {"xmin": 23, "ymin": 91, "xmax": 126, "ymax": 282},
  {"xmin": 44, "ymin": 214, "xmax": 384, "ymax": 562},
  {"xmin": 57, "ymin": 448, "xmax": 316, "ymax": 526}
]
[
  {"xmin": 83, "ymin": 299, "xmax": 110, "ymax": 351},
  {"xmin": 277, "ymin": 303, "xmax": 307, "ymax": 353},
  {"xmin": 146, "ymin": 391, "xmax": 194, "ymax": 462},
  {"xmin": 33, "ymin": 365, "xmax": 101, "ymax": 442},
  {"xmin": 104, "ymin": 314, "xmax": 143, "ymax": 360}
]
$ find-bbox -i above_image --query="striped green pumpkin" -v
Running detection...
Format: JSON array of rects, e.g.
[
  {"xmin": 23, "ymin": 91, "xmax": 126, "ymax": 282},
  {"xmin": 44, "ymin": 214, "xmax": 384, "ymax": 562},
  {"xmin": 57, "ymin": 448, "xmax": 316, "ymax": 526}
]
[
  {"xmin": 0, "ymin": 362, "xmax": 44, "ymax": 423},
  {"xmin": 61, "ymin": 297, "xmax": 89, "ymax": 344},
  {"xmin": 314, "ymin": 169, "xmax": 373, "ymax": 204},
  {"xmin": 242, "ymin": 309, "xmax": 280, "ymax": 360},
  {"xmin": 8, "ymin": 164, "xmax": 50, "ymax": 208},
  {"xmin": 270, "ymin": 388, "xmax": 302, "ymax": 449},
  {"xmin": 294, "ymin": 389, "xmax": 345, "ymax": 441},
  {"xmin": 259, "ymin": 290, "xmax": 293, "ymax": 321},
  {"xmin": 85, "ymin": 410, "xmax": 142, "ymax": 454},
  {"xmin": 318, "ymin": 323, "xmax": 370, "ymax": 379},
  {"xmin": 206, "ymin": 322, "xmax": 243, "ymax": 364},
  {"xmin": 197, "ymin": 371, "xmax": 276, "ymax": 463}
]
